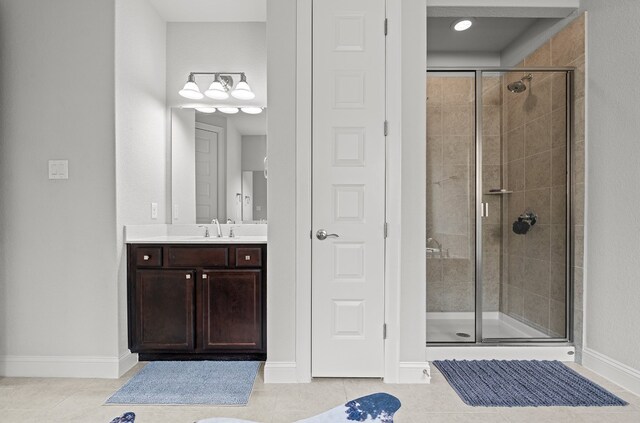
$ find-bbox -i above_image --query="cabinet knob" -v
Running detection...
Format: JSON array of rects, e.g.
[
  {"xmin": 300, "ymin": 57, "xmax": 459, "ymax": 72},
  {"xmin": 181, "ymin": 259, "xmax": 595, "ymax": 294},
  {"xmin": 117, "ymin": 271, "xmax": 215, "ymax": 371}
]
[
  {"xmin": 245, "ymin": 255, "xmax": 251, "ymax": 261},
  {"xmin": 143, "ymin": 255, "xmax": 150, "ymax": 261},
  {"xmin": 203, "ymin": 274, "xmax": 208, "ymax": 279},
  {"xmin": 185, "ymin": 274, "xmax": 191, "ymax": 279}
]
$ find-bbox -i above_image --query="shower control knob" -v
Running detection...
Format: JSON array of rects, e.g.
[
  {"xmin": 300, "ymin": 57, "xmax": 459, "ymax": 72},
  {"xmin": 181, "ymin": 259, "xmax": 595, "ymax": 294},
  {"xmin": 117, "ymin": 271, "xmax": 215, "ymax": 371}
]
[{"xmin": 316, "ymin": 229, "xmax": 340, "ymax": 240}]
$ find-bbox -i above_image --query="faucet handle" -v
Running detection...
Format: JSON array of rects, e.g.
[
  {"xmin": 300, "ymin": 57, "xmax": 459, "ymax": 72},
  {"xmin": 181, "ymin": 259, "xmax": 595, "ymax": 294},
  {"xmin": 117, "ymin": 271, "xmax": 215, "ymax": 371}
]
[{"xmin": 198, "ymin": 225, "xmax": 210, "ymax": 238}]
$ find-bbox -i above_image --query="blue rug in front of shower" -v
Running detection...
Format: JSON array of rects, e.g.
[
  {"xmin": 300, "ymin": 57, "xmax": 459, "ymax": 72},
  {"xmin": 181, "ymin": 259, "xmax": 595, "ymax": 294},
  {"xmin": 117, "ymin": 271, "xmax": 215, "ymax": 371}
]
[
  {"xmin": 433, "ymin": 360, "xmax": 628, "ymax": 407},
  {"xmin": 106, "ymin": 361, "xmax": 260, "ymax": 405}
]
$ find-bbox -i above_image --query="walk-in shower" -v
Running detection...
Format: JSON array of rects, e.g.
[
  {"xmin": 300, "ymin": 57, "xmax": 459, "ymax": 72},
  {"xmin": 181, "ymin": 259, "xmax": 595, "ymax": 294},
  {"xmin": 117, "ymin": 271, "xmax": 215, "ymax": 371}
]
[{"xmin": 426, "ymin": 68, "xmax": 574, "ymax": 347}]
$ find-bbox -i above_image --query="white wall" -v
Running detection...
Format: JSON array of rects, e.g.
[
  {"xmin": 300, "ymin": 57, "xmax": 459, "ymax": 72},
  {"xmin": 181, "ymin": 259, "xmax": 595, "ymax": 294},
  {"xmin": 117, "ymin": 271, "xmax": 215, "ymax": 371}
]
[
  {"xmin": 579, "ymin": 0, "xmax": 640, "ymax": 384},
  {"xmin": 0, "ymin": 0, "xmax": 120, "ymax": 377},
  {"xmin": 226, "ymin": 119, "xmax": 242, "ymax": 222},
  {"xmin": 242, "ymin": 136, "xmax": 267, "ymax": 171},
  {"xmin": 166, "ymin": 22, "xmax": 267, "ymax": 109},
  {"xmin": 266, "ymin": 0, "xmax": 298, "ymax": 377},
  {"xmin": 427, "ymin": 51, "xmax": 501, "ymax": 67},
  {"xmin": 115, "ymin": 0, "xmax": 168, "ymax": 363},
  {"xmin": 171, "ymin": 109, "xmax": 196, "ymax": 223}
]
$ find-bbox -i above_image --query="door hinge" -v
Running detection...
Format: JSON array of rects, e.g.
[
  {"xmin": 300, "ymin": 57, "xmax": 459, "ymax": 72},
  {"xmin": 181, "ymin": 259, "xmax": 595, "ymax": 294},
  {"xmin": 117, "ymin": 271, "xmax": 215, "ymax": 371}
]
[
  {"xmin": 384, "ymin": 120, "xmax": 389, "ymax": 136},
  {"xmin": 384, "ymin": 222, "xmax": 388, "ymax": 238},
  {"xmin": 383, "ymin": 323, "xmax": 387, "ymax": 339},
  {"xmin": 384, "ymin": 18, "xmax": 388, "ymax": 36}
]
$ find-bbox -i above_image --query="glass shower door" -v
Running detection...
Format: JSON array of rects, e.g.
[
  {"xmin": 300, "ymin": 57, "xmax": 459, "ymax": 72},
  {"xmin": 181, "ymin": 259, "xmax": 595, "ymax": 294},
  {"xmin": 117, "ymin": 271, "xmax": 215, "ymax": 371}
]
[
  {"xmin": 480, "ymin": 70, "xmax": 570, "ymax": 341},
  {"xmin": 426, "ymin": 71, "xmax": 477, "ymax": 343}
]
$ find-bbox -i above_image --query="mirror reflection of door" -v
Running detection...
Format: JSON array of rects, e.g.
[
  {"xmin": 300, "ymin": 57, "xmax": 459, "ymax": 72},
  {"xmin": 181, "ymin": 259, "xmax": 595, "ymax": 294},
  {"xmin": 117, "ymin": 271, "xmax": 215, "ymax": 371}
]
[
  {"xmin": 171, "ymin": 109, "xmax": 268, "ymax": 224},
  {"xmin": 195, "ymin": 123, "xmax": 223, "ymax": 224}
]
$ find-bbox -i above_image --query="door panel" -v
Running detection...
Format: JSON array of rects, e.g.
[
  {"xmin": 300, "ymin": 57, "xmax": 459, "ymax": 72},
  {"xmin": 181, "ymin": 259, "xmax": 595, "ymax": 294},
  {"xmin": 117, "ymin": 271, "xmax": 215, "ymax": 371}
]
[
  {"xmin": 195, "ymin": 127, "xmax": 220, "ymax": 224},
  {"xmin": 134, "ymin": 270, "xmax": 195, "ymax": 351},
  {"xmin": 200, "ymin": 270, "xmax": 262, "ymax": 351},
  {"xmin": 312, "ymin": 0, "xmax": 386, "ymax": 377}
]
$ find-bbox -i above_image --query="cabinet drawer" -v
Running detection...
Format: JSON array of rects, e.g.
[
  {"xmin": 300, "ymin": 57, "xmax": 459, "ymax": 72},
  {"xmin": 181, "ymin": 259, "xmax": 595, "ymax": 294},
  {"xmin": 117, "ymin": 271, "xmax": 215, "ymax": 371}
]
[
  {"xmin": 136, "ymin": 247, "xmax": 162, "ymax": 267},
  {"xmin": 168, "ymin": 247, "xmax": 228, "ymax": 267},
  {"xmin": 236, "ymin": 247, "xmax": 262, "ymax": 268}
]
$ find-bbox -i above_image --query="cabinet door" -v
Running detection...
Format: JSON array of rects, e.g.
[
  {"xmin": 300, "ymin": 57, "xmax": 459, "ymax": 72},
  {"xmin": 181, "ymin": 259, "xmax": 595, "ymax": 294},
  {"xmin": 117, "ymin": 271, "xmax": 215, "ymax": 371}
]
[
  {"xmin": 133, "ymin": 269, "xmax": 195, "ymax": 351},
  {"xmin": 200, "ymin": 270, "xmax": 263, "ymax": 351}
]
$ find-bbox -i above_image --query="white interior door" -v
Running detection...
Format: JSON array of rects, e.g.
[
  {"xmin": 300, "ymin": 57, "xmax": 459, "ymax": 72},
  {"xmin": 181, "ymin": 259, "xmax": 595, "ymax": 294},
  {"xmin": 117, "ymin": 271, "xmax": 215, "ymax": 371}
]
[
  {"xmin": 195, "ymin": 125, "xmax": 222, "ymax": 224},
  {"xmin": 312, "ymin": 0, "xmax": 386, "ymax": 377}
]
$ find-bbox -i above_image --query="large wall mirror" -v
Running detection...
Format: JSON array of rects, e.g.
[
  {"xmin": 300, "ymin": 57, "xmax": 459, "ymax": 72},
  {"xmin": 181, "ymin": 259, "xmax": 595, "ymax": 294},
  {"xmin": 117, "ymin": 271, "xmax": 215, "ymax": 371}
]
[
  {"xmin": 172, "ymin": 109, "xmax": 267, "ymax": 224},
  {"xmin": 167, "ymin": 21, "xmax": 267, "ymax": 225}
]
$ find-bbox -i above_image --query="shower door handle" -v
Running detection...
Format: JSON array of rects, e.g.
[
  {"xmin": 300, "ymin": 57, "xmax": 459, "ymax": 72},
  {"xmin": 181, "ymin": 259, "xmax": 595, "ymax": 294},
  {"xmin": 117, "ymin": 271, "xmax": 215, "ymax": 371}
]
[{"xmin": 480, "ymin": 202, "xmax": 489, "ymax": 218}]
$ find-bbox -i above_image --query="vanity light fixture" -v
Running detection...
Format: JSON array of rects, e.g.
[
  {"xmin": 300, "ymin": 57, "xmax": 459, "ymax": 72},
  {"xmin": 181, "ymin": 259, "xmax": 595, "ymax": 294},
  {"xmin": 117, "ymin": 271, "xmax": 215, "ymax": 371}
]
[
  {"xmin": 195, "ymin": 107, "xmax": 217, "ymax": 114},
  {"xmin": 217, "ymin": 106, "xmax": 240, "ymax": 114},
  {"xmin": 451, "ymin": 18, "xmax": 474, "ymax": 32},
  {"xmin": 179, "ymin": 72, "xmax": 256, "ymax": 101},
  {"xmin": 231, "ymin": 74, "xmax": 255, "ymax": 100},
  {"xmin": 178, "ymin": 74, "xmax": 204, "ymax": 99},
  {"xmin": 240, "ymin": 106, "xmax": 263, "ymax": 115}
]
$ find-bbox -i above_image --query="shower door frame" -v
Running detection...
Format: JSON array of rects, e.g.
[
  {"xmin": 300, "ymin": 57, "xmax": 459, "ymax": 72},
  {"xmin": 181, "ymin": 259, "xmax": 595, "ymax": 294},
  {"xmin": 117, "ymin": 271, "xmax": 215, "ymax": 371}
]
[{"xmin": 426, "ymin": 67, "xmax": 576, "ymax": 346}]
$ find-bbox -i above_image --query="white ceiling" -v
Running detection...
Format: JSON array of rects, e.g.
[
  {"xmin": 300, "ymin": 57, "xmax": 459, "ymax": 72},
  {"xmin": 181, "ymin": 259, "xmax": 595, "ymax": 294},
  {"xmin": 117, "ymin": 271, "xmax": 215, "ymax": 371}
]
[
  {"xmin": 148, "ymin": 0, "xmax": 266, "ymax": 22},
  {"xmin": 427, "ymin": 17, "xmax": 540, "ymax": 53}
]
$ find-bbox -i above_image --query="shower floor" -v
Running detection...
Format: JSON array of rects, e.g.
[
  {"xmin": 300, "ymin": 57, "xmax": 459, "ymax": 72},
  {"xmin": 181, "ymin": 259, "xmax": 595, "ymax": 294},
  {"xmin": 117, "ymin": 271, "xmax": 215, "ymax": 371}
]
[{"xmin": 427, "ymin": 312, "xmax": 548, "ymax": 343}]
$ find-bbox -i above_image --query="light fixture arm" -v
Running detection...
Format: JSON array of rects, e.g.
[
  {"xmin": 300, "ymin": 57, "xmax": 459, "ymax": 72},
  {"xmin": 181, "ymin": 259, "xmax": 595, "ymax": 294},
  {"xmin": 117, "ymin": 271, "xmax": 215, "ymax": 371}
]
[{"xmin": 188, "ymin": 72, "xmax": 248, "ymax": 90}]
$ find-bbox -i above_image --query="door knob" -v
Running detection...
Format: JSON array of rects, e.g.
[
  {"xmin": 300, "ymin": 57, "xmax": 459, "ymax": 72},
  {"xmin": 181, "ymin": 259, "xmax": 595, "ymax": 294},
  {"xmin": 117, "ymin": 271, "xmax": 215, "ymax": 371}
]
[{"xmin": 316, "ymin": 229, "xmax": 340, "ymax": 240}]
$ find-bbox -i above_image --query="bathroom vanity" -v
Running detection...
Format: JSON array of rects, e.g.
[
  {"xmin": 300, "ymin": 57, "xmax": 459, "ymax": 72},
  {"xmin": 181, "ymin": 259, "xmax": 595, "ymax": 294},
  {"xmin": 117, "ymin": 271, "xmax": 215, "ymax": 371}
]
[{"xmin": 126, "ymin": 233, "xmax": 266, "ymax": 361}]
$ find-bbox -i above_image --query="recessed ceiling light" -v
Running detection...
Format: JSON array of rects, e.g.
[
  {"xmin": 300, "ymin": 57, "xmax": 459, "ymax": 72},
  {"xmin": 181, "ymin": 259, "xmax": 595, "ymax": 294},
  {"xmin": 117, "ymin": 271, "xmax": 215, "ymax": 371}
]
[{"xmin": 451, "ymin": 18, "xmax": 473, "ymax": 32}]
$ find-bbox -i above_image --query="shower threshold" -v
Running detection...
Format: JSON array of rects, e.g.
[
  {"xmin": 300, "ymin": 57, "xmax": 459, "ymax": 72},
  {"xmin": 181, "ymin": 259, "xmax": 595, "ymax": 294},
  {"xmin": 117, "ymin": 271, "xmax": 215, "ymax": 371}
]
[
  {"xmin": 426, "ymin": 344, "xmax": 575, "ymax": 362},
  {"xmin": 426, "ymin": 311, "xmax": 575, "ymax": 361}
]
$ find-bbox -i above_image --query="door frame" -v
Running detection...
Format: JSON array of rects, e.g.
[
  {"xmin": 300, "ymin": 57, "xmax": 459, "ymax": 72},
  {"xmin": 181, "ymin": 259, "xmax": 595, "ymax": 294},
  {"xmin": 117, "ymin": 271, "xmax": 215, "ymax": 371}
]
[{"xmin": 294, "ymin": 0, "xmax": 421, "ymax": 383}]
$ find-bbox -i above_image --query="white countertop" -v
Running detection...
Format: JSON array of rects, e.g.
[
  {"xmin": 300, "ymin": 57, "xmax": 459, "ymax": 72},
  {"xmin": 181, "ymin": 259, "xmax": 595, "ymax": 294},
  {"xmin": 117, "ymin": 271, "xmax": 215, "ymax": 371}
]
[
  {"xmin": 126, "ymin": 235, "xmax": 267, "ymax": 244},
  {"xmin": 124, "ymin": 224, "xmax": 267, "ymax": 244}
]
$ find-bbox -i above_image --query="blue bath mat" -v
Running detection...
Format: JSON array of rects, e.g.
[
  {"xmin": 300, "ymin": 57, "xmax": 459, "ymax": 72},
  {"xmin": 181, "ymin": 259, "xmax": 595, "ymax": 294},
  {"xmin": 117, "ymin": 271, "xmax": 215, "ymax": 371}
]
[
  {"xmin": 106, "ymin": 361, "xmax": 260, "ymax": 405},
  {"xmin": 433, "ymin": 360, "xmax": 628, "ymax": 407}
]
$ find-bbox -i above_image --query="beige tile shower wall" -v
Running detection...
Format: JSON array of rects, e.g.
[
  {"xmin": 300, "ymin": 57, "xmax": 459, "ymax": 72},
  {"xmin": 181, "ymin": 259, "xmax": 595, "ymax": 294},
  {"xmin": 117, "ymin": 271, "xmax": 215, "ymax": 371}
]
[
  {"xmin": 501, "ymin": 16, "xmax": 585, "ymax": 352},
  {"xmin": 482, "ymin": 76, "xmax": 504, "ymax": 313},
  {"xmin": 426, "ymin": 76, "xmax": 502, "ymax": 313},
  {"xmin": 426, "ymin": 76, "xmax": 478, "ymax": 312}
]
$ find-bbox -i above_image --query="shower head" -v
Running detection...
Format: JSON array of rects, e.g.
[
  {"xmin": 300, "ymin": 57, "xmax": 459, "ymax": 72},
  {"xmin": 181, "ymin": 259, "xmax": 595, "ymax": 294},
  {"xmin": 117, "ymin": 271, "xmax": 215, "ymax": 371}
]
[{"xmin": 507, "ymin": 73, "xmax": 533, "ymax": 93}]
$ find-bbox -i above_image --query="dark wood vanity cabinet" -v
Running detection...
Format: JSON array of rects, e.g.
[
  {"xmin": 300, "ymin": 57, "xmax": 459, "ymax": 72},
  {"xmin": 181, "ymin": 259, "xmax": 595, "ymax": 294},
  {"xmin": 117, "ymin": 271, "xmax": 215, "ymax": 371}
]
[{"xmin": 127, "ymin": 244, "xmax": 266, "ymax": 360}]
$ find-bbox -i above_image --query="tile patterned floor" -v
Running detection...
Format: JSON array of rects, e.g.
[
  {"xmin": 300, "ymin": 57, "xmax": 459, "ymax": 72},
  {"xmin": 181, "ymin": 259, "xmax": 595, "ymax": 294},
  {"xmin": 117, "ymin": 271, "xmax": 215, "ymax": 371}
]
[{"xmin": 0, "ymin": 362, "xmax": 638, "ymax": 422}]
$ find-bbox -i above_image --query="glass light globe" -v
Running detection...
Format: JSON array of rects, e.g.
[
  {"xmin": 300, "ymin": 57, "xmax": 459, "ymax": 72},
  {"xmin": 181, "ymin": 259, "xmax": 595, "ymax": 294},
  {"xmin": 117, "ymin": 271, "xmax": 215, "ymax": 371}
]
[
  {"xmin": 179, "ymin": 81, "xmax": 203, "ymax": 99},
  {"xmin": 241, "ymin": 107, "xmax": 263, "ymax": 115},
  {"xmin": 205, "ymin": 81, "xmax": 229, "ymax": 100},
  {"xmin": 218, "ymin": 107, "xmax": 239, "ymax": 114},
  {"xmin": 231, "ymin": 81, "xmax": 255, "ymax": 100}
]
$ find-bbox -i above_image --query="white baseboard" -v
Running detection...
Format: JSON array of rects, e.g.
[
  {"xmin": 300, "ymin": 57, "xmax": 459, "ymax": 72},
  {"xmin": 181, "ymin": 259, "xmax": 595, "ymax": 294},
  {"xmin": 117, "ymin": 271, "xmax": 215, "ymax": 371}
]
[
  {"xmin": 118, "ymin": 351, "xmax": 138, "ymax": 377},
  {"xmin": 396, "ymin": 362, "xmax": 431, "ymax": 384},
  {"xmin": 264, "ymin": 361, "xmax": 299, "ymax": 383},
  {"xmin": 0, "ymin": 351, "xmax": 138, "ymax": 379},
  {"xmin": 583, "ymin": 348, "xmax": 640, "ymax": 396}
]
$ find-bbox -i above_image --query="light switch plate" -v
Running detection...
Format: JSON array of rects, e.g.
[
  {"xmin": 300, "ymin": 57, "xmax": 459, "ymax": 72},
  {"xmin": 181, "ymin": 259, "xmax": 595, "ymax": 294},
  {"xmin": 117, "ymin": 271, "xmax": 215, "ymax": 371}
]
[{"xmin": 48, "ymin": 160, "xmax": 69, "ymax": 180}]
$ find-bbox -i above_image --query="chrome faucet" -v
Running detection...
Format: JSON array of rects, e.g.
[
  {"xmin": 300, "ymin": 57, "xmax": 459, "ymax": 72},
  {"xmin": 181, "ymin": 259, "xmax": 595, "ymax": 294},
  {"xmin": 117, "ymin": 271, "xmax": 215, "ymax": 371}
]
[
  {"xmin": 426, "ymin": 237, "xmax": 444, "ymax": 258},
  {"xmin": 427, "ymin": 237, "xmax": 442, "ymax": 250},
  {"xmin": 211, "ymin": 218, "xmax": 223, "ymax": 237}
]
